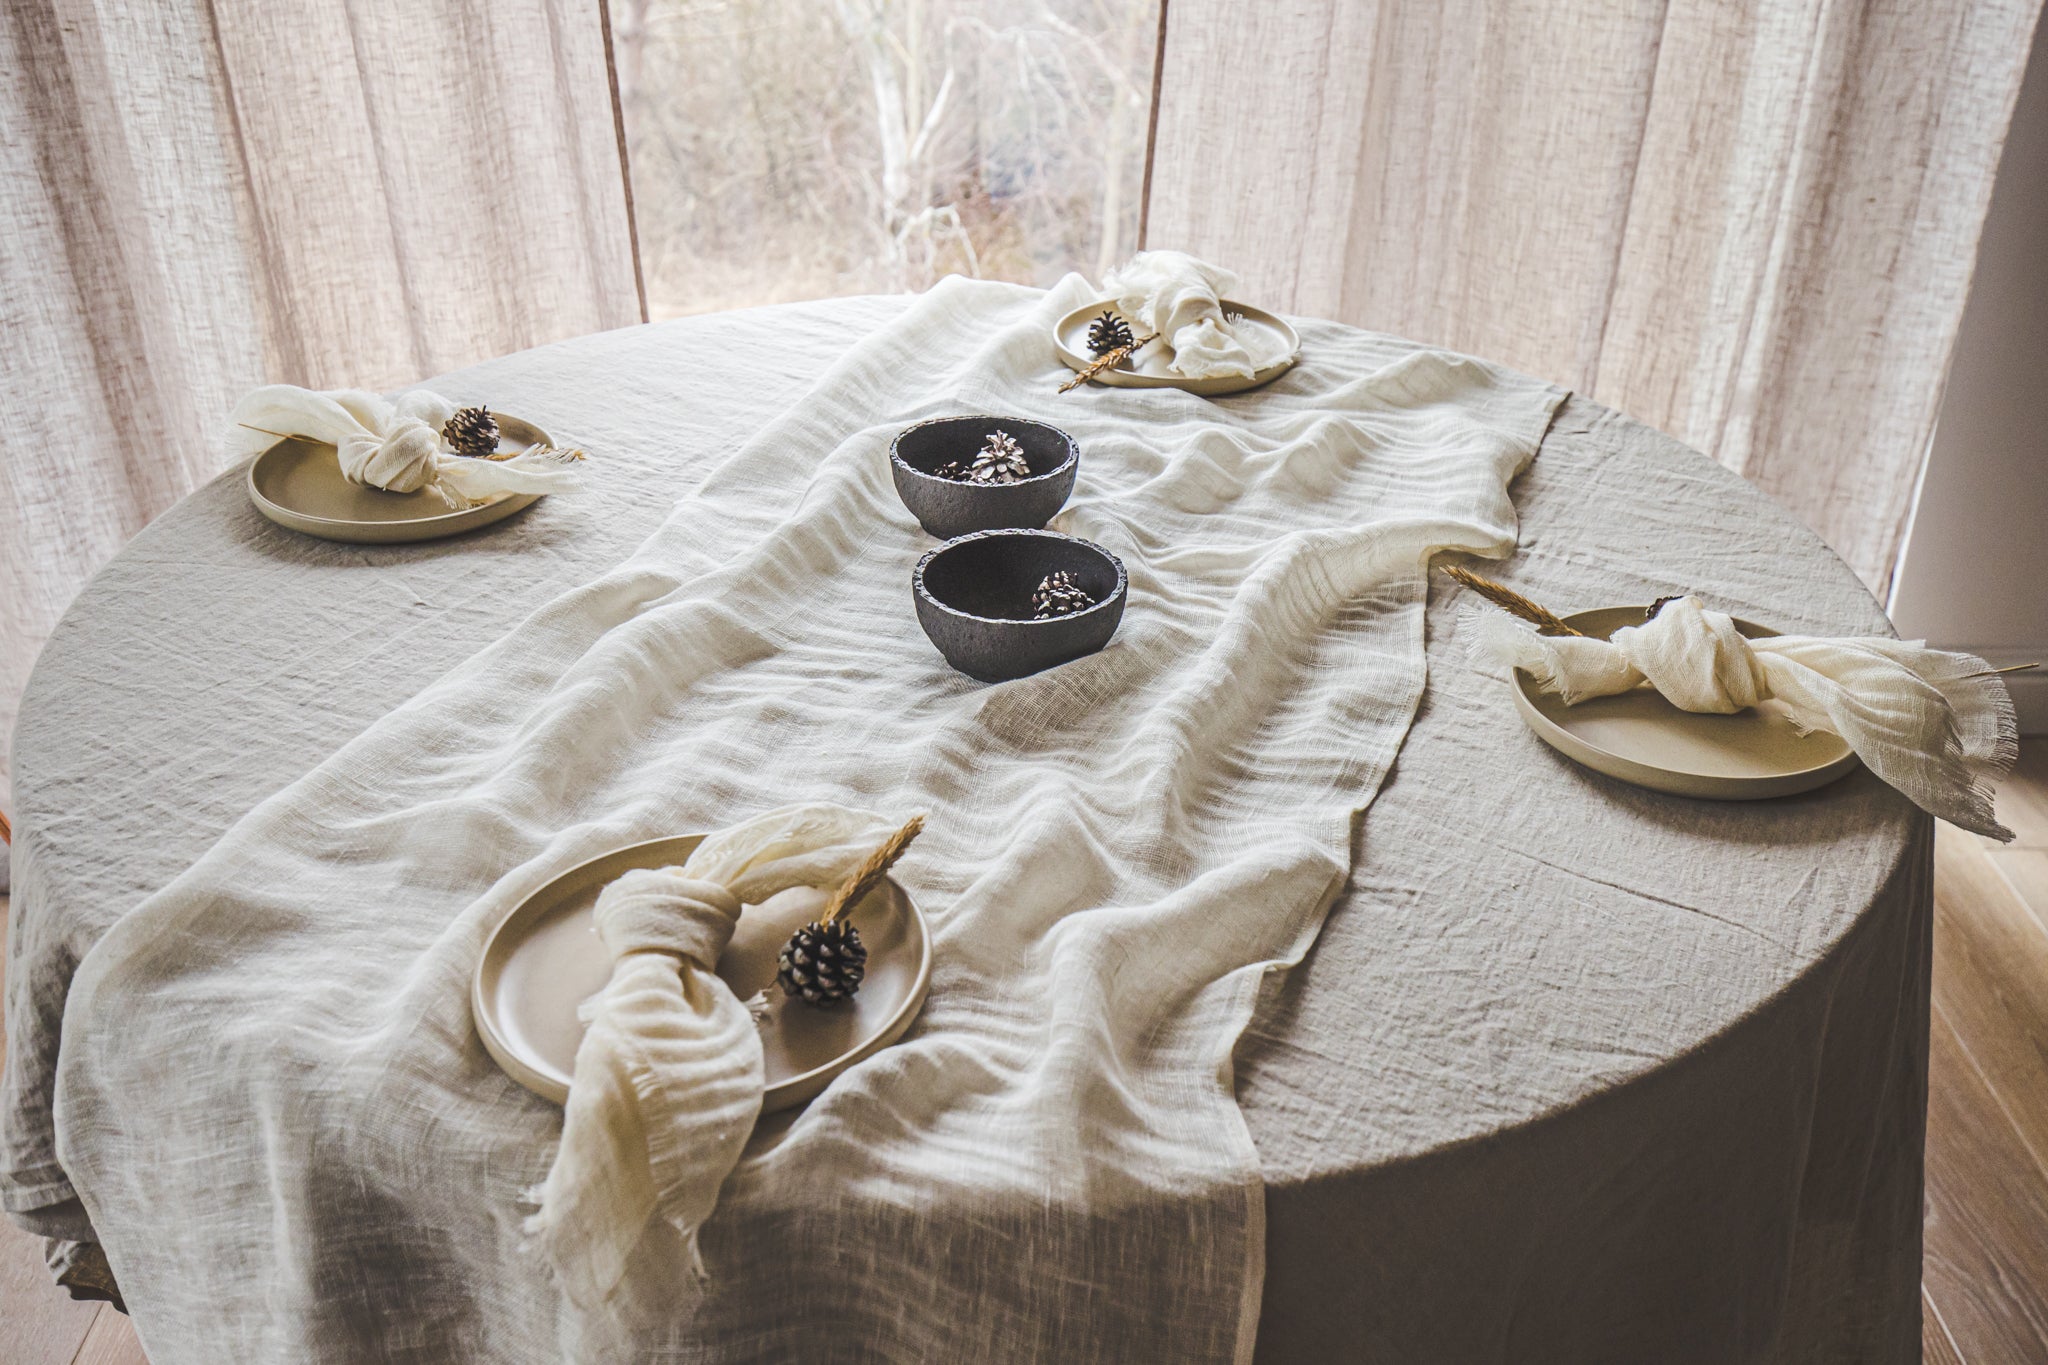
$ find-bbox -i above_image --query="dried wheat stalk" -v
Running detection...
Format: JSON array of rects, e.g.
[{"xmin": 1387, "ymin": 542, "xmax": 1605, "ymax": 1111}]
[
  {"xmin": 1440, "ymin": 564, "xmax": 1585, "ymax": 638},
  {"xmin": 1058, "ymin": 333, "xmax": 1159, "ymax": 393},
  {"xmin": 820, "ymin": 815, "xmax": 925, "ymax": 924},
  {"xmin": 482, "ymin": 442, "xmax": 586, "ymax": 463},
  {"xmin": 237, "ymin": 422, "xmax": 303, "ymax": 443}
]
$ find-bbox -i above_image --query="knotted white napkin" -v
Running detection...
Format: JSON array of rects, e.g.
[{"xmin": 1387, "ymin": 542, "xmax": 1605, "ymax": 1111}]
[
  {"xmin": 227, "ymin": 385, "xmax": 583, "ymax": 508},
  {"xmin": 1101, "ymin": 250, "xmax": 1294, "ymax": 380},
  {"xmin": 1477, "ymin": 595, "xmax": 2018, "ymax": 839},
  {"xmin": 522, "ymin": 803, "xmax": 898, "ymax": 1311}
]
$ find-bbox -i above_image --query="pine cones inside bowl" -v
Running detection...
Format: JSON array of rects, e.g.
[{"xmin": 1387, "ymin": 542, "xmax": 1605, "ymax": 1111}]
[
  {"xmin": 888, "ymin": 415, "xmax": 1080, "ymax": 540},
  {"xmin": 912, "ymin": 527, "xmax": 1127, "ymax": 682}
]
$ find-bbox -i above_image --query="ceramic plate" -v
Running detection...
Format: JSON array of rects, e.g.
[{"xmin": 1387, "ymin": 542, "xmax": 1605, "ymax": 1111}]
[
  {"xmin": 473, "ymin": 834, "xmax": 932, "ymax": 1111},
  {"xmin": 246, "ymin": 413, "xmax": 551, "ymax": 544},
  {"xmin": 1053, "ymin": 299, "xmax": 1299, "ymax": 396},
  {"xmin": 1511, "ymin": 606, "xmax": 1861, "ymax": 800}
]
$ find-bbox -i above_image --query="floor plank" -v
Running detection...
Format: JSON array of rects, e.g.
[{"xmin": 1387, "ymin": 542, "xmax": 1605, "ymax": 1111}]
[
  {"xmin": 1932, "ymin": 830, "xmax": 2048, "ymax": 1175},
  {"xmin": 1942, "ymin": 770, "xmax": 2048, "ymax": 1363},
  {"xmin": 1923, "ymin": 1285, "xmax": 1969, "ymax": 1365},
  {"xmin": 0, "ymin": 1219, "xmax": 100, "ymax": 1365},
  {"xmin": 1922, "ymin": 754, "xmax": 2048, "ymax": 1363},
  {"xmin": 1987, "ymin": 746, "xmax": 2048, "ymax": 848},
  {"xmin": 70, "ymin": 1307, "xmax": 148, "ymax": 1365},
  {"xmin": 1924, "ymin": 994, "xmax": 2048, "ymax": 1360},
  {"xmin": 1984, "ymin": 846, "xmax": 2048, "ymax": 940}
]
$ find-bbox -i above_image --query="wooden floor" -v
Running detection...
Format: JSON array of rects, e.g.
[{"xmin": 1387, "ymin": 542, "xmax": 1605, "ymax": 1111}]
[
  {"xmin": 4, "ymin": 750, "xmax": 2048, "ymax": 1362},
  {"xmin": 1925, "ymin": 743, "xmax": 2048, "ymax": 1362}
]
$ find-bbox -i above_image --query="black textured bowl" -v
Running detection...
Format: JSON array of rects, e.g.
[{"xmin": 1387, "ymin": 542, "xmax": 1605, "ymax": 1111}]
[
  {"xmin": 890, "ymin": 416, "xmax": 1079, "ymax": 540},
  {"xmin": 913, "ymin": 529, "xmax": 1127, "ymax": 683}
]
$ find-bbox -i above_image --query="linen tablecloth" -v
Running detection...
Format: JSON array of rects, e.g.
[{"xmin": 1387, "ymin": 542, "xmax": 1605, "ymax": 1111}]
[{"xmin": 4, "ymin": 291, "xmax": 1928, "ymax": 1362}]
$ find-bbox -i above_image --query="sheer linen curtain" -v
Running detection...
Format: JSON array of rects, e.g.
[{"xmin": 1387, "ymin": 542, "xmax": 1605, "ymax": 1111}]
[
  {"xmin": 1146, "ymin": 0, "xmax": 2041, "ymax": 596},
  {"xmin": 0, "ymin": 0, "xmax": 642, "ymax": 842}
]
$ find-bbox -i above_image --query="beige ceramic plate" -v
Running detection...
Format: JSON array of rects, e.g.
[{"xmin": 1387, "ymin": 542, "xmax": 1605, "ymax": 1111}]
[
  {"xmin": 1053, "ymin": 299, "xmax": 1300, "ymax": 396},
  {"xmin": 246, "ymin": 412, "xmax": 550, "ymax": 544},
  {"xmin": 1511, "ymin": 606, "xmax": 1861, "ymax": 801},
  {"xmin": 473, "ymin": 834, "xmax": 932, "ymax": 1112}
]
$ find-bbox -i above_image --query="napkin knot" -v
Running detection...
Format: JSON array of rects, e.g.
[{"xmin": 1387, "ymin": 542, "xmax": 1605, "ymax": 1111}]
[
  {"xmin": 1101, "ymin": 250, "xmax": 1293, "ymax": 381},
  {"xmin": 1473, "ymin": 593, "xmax": 2018, "ymax": 840},
  {"xmin": 591, "ymin": 870, "xmax": 742, "ymax": 968},
  {"xmin": 225, "ymin": 384, "xmax": 584, "ymax": 509},
  {"xmin": 335, "ymin": 409, "xmax": 442, "ymax": 494},
  {"xmin": 1609, "ymin": 597, "xmax": 1770, "ymax": 713}
]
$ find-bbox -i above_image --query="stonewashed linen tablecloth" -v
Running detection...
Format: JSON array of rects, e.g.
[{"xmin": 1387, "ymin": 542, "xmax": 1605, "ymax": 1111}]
[{"xmin": 4, "ymin": 289, "xmax": 1928, "ymax": 1362}]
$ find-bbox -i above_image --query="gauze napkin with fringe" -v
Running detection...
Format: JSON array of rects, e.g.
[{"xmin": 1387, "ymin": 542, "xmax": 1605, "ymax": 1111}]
[
  {"xmin": 227, "ymin": 385, "xmax": 583, "ymax": 508},
  {"xmin": 1475, "ymin": 595, "xmax": 2017, "ymax": 839},
  {"xmin": 524, "ymin": 802, "xmax": 897, "ymax": 1312},
  {"xmin": 1102, "ymin": 250, "xmax": 1294, "ymax": 381}
]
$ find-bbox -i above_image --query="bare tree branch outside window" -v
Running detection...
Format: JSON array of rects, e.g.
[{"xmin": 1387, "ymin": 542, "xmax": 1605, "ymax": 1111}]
[{"xmin": 614, "ymin": 0, "xmax": 1159, "ymax": 320}]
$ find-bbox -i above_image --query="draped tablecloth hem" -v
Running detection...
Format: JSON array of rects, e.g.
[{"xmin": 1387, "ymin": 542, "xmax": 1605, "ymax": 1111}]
[{"xmin": 1, "ymin": 1168, "xmax": 79, "ymax": 1218}]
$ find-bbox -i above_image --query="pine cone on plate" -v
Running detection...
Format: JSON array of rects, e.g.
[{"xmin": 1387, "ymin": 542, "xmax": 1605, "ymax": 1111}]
[
  {"xmin": 1646, "ymin": 594, "xmax": 1686, "ymax": 621},
  {"xmin": 1087, "ymin": 310, "xmax": 1137, "ymax": 358},
  {"xmin": 965, "ymin": 429, "xmax": 1031, "ymax": 485},
  {"xmin": 1031, "ymin": 569, "xmax": 1096, "ymax": 619},
  {"xmin": 776, "ymin": 919, "xmax": 868, "ymax": 1005},
  {"xmin": 442, "ymin": 406, "xmax": 500, "ymax": 457}
]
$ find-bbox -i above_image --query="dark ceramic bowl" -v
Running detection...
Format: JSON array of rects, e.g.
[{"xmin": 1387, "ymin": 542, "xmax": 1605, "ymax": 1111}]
[
  {"xmin": 890, "ymin": 416, "xmax": 1079, "ymax": 540},
  {"xmin": 913, "ymin": 529, "xmax": 1127, "ymax": 683}
]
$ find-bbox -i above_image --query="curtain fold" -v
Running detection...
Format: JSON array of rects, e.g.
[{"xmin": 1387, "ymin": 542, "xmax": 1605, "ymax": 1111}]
[
  {"xmin": 0, "ymin": 0, "xmax": 640, "ymax": 814},
  {"xmin": 1146, "ymin": 0, "xmax": 2041, "ymax": 596}
]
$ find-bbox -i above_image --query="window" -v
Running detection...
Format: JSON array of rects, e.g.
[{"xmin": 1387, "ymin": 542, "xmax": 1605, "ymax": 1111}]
[{"xmin": 614, "ymin": 0, "xmax": 1162, "ymax": 319}]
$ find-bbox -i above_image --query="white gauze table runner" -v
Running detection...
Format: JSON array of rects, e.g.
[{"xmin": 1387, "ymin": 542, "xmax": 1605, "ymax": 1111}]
[{"xmin": 50, "ymin": 277, "xmax": 1562, "ymax": 1362}]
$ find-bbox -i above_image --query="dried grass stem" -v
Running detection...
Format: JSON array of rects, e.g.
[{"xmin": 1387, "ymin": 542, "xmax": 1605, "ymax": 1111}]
[
  {"xmin": 1440, "ymin": 564, "xmax": 1585, "ymax": 637},
  {"xmin": 821, "ymin": 815, "xmax": 925, "ymax": 924},
  {"xmin": 1058, "ymin": 333, "xmax": 1159, "ymax": 393}
]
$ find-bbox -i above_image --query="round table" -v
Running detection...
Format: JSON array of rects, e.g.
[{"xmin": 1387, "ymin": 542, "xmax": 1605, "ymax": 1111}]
[{"xmin": 6, "ymin": 297, "xmax": 1929, "ymax": 1361}]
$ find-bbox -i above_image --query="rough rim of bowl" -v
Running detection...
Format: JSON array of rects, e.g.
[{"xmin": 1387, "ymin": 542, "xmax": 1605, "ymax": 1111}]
[
  {"xmin": 889, "ymin": 414, "xmax": 1080, "ymax": 491},
  {"xmin": 912, "ymin": 527, "xmax": 1128, "ymax": 626}
]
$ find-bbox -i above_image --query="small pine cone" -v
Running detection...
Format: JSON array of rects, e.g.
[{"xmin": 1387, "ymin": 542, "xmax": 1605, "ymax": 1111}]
[
  {"xmin": 1086, "ymin": 310, "xmax": 1137, "ymax": 358},
  {"xmin": 1031, "ymin": 569, "xmax": 1096, "ymax": 619},
  {"xmin": 966, "ymin": 429, "xmax": 1031, "ymax": 486},
  {"xmin": 777, "ymin": 919, "xmax": 868, "ymax": 1006},
  {"xmin": 933, "ymin": 459, "xmax": 967, "ymax": 481},
  {"xmin": 442, "ymin": 406, "xmax": 500, "ymax": 457}
]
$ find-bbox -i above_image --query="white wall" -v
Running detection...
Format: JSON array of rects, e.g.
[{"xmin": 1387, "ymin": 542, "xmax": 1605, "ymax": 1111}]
[{"xmin": 1891, "ymin": 8, "xmax": 2048, "ymax": 732}]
